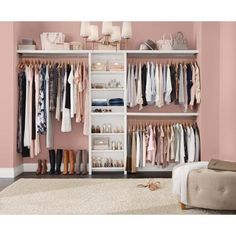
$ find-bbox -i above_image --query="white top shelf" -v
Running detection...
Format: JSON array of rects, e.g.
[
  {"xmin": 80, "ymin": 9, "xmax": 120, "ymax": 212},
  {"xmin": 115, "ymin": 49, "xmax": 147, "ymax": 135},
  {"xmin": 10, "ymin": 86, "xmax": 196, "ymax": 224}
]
[
  {"xmin": 127, "ymin": 112, "xmax": 199, "ymax": 117},
  {"xmin": 126, "ymin": 50, "xmax": 198, "ymax": 57},
  {"xmin": 17, "ymin": 49, "xmax": 198, "ymax": 57},
  {"xmin": 16, "ymin": 50, "xmax": 90, "ymax": 56}
]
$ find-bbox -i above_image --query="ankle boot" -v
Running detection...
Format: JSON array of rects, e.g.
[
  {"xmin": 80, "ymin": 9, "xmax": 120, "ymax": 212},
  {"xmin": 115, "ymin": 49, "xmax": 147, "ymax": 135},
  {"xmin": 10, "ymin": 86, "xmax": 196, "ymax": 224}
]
[
  {"xmin": 36, "ymin": 159, "xmax": 42, "ymax": 175},
  {"xmin": 63, "ymin": 150, "xmax": 69, "ymax": 175},
  {"xmin": 55, "ymin": 149, "xmax": 63, "ymax": 175},
  {"xmin": 82, "ymin": 150, "xmax": 88, "ymax": 175},
  {"xmin": 69, "ymin": 150, "xmax": 75, "ymax": 175},
  {"xmin": 75, "ymin": 150, "xmax": 82, "ymax": 174},
  {"xmin": 41, "ymin": 160, "xmax": 48, "ymax": 174},
  {"xmin": 49, "ymin": 149, "xmax": 56, "ymax": 175}
]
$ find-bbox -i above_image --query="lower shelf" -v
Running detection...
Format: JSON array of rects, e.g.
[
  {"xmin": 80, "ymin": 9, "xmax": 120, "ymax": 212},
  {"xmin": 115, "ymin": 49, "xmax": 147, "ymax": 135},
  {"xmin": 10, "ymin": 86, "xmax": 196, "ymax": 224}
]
[{"xmin": 92, "ymin": 167, "xmax": 124, "ymax": 172}]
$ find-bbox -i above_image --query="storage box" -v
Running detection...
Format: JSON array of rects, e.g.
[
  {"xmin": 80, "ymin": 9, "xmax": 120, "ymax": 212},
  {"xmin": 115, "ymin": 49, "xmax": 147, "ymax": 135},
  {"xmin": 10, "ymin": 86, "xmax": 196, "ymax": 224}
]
[
  {"xmin": 18, "ymin": 44, "xmax": 36, "ymax": 50},
  {"xmin": 93, "ymin": 138, "xmax": 109, "ymax": 150},
  {"xmin": 70, "ymin": 41, "xmax": 83, "ymax": 50}
]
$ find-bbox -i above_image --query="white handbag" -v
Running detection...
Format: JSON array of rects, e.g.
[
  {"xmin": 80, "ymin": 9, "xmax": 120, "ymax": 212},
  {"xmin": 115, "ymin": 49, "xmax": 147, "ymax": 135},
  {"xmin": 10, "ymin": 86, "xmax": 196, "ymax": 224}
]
[
  {"xmin": 156, "ymin": 34, "xmax": 173, "ymax": 50},
  {"xmin": 40, "ymin": 32, "xmax": 65, "ymax": 50}
]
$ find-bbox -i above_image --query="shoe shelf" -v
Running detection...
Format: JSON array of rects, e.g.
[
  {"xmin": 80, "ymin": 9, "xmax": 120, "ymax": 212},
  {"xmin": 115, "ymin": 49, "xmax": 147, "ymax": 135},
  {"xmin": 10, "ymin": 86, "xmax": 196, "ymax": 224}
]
[
  {"xmin": 91, "ymin": 133, "xmax": 124, "ymax": 136},
  {"xmin": 91, "ymin": 88, "xmax": 124, "ymax": 91},
  {"xmin": 92, "ymin": 167, "xmax": 124, "ymax": 172},
  {"xmin": 89, "ymin": 52, "xmax": 127, "ymax": 175},
  {"xmin": 91, "ymin": 150, "xmax": 124, "ymax": 153}
]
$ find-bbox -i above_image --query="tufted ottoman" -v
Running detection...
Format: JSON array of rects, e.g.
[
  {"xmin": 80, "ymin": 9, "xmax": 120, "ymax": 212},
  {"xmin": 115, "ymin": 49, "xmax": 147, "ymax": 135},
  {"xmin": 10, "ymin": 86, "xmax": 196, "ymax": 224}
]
[{"xmin": 182, "ymin": 168, "xmax": 236, "ymax": 210}]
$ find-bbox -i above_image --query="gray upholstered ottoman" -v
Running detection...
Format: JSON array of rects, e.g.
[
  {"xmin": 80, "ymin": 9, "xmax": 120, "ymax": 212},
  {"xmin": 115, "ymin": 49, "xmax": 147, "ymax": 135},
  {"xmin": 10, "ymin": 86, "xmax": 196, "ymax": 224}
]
[{"xmin": 184, "ymin": 168, "xmax": 236, "ymax": 210}]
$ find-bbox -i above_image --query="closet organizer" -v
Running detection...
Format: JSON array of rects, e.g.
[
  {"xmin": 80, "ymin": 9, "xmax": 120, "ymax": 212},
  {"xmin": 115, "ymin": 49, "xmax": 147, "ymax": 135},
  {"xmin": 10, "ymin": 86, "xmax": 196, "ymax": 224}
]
[{"xmin": 17, "ymin": 50, "xmax": 200, "ymax": 175}]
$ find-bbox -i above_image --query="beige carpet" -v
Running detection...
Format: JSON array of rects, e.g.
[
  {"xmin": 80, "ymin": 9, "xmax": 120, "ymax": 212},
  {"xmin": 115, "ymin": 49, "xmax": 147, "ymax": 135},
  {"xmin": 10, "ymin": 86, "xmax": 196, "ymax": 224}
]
[{"xmin": 0, "ymin": 178, "xmax": 224, "ymax": 214}]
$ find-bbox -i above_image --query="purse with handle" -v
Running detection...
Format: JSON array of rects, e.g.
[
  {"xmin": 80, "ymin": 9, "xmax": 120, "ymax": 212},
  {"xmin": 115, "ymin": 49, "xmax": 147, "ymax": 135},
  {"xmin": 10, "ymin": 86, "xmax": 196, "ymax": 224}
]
[
  {"xmin": 172, "ymin": 32, "xmax": 188, "ymax": 50},
  {"xmin": 40, "ymin": 32, "xmax": 65, "ymax": 50},
  {"xmin": 156, "ymin": 34, "xmax": 173, "ymax": 50}
]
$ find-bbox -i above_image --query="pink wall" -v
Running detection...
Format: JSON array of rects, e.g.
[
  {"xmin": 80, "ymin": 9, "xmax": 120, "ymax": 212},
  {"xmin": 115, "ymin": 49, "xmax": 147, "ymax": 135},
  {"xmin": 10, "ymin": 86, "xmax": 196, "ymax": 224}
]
[
  {"xmin": 198, "ymin": 22, "xmax": 221, "ymax": 160},
  {"xmin": 1, "ymin": 21, "xmax": 236, "ymax": 169},
  {"xmin": 0, "ymin": 22, "xmax": 15, "ymax": 168},
  {"xmin": 219, "ymin": 22, "xmax": 236, "ymax": 161},
  {"xmin": 16, "ymin": 21, "xmax": 195, "ymax": 50}
]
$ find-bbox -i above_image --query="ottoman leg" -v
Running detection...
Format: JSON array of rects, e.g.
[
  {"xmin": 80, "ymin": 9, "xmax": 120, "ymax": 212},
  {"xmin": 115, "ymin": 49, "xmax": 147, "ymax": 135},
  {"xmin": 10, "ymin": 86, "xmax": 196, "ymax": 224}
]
[{"xmin": 179, "ymin": 202, "xmax": 186, "ymax": 210}]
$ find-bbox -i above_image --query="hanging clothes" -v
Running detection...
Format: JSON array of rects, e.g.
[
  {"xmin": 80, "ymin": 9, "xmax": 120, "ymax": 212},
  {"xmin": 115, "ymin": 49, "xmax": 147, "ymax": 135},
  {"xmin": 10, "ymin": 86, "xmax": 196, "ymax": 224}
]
[
  {"xmin": 127, "ymin": 122, "xmax": 200, "ymax": 169},
  {"xmin": 127, "ymin": 61, "xmax": 201, "ymax": 111},
  {"xmin": 136, "ymin": 63, "xmax": 143, "ymax": 110},
  {"xmin": 17, "ymin": 60, "xmax": 89, "ymax": 157}
]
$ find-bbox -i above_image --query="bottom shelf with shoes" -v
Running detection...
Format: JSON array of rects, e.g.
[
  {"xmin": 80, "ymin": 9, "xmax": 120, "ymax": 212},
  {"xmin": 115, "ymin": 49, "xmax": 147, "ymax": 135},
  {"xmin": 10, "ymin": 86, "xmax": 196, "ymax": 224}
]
[
  {"xmin": 36, "ymin": 149, "xmax": 89, "ymax": 176},
  {"xmin": 92, "ymin": 167, "xmax": 124, "ymax": 172}
]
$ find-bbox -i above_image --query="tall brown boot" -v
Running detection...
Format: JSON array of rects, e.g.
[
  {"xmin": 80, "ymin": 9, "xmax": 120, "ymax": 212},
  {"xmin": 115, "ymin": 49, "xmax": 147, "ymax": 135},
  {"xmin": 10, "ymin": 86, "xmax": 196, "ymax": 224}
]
[
  {"xmin": 41, "ymin": 160, "xmax": 48, "ymax": 174},
  {"xmin": 63, "ymin": 150, "xmax": 69, "ymax": 175},
  {"xmin": 69, "ymin": 150, "xmax": 75, "ymax": 175},
  {"xmin": 36, "ymin": 159, "xmax": 42, "ymax": 175},
  {"xmin": 82, "ymin": 150, "xmax": 88, "ymax": 175}
]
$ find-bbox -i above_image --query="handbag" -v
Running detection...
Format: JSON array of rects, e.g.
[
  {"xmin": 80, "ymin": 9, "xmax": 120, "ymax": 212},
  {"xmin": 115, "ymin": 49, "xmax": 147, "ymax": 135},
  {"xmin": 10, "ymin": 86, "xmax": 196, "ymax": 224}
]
[
  {"xmin": 156, "ymin": 34, "xmax": 173, "ymax": 50},
  {"xmin": 172, "ymin": 32, "xmax": 188, "ymax": 50},
  {"xmin": 40, "ymin": 32, "xmax": 65, "ymax": 50}
]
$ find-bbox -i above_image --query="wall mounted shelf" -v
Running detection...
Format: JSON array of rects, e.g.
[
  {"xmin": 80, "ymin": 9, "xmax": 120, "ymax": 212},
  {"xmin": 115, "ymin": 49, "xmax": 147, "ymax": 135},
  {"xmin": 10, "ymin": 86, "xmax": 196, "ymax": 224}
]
[{"xmin": 17, "ymin": 49, "xmax": 198, "ymax": 57}]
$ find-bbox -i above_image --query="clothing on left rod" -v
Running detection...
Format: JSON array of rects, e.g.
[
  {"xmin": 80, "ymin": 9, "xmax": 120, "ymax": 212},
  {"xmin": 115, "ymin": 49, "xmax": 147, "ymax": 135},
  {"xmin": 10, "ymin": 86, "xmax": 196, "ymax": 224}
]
[{"xmin": 16, "ymin": 61, "xmax": 89, "ymax": 158}]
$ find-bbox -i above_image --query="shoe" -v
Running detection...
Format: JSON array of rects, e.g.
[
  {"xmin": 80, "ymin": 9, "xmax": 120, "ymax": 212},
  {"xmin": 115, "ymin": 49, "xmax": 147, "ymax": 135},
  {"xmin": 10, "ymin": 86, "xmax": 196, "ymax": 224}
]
[
  {"xmin": 75, "ymin": 150, "xmax": 82, "ymax": 174},
  {"xmin": 82, "ymin": 150, "xmax": 88, "ymax": 175},
  {"xmin": 36, "ymin": 159, "xmax": 42, "ymax": 175},
  {"xmin": 69, "ymin": 150, "xmax": 75, "ymax": 175},
  {"xmin": 55, "ymin": 149, "xmax": 63, "ymax": 175},
  {"xmin": 63, "ymin": 150, "xmax": 69, "ymax": 175},
  {"xmin": 49, "ymin": 149, "xmax": 56, "ymax": 175},
  {"xmin": 41, "ymin": 160, "xmax": 48, "ymax": 174}
]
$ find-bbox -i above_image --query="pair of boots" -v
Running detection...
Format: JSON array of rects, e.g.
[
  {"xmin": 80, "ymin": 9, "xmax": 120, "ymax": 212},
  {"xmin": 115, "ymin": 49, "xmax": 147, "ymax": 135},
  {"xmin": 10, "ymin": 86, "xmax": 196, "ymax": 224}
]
[
  {"xmin": 63, "ymin": 150, "xmax": 75, "ymax": 175},
  {"xmin": 36, "ymin": 159, "xmax": 47, "ymax": 175},
  {"xmin": 75, "ymin": 150, "xmax": 88, "ymax": 175},
  {"xmin": 49, "ymin": 149, "xmax": 63, "ymax": 175}
]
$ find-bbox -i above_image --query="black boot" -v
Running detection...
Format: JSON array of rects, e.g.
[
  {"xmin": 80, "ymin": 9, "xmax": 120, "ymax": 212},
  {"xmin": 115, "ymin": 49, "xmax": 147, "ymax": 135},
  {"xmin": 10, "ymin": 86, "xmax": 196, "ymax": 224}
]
[
  {"xmin": 55, "ymin": 149, "xmax": 63, "ymax": 175},
  {"xmin": 49, "ymin": 149, "xmax": 56, "ymax": 175}
]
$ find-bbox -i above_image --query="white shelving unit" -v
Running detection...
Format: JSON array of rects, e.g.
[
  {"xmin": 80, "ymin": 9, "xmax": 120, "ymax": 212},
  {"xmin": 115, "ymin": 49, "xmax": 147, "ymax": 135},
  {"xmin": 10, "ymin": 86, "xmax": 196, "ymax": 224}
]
[
  {"xmin": 17, "ymin": 49, "xmax": 199, "ymax": 175},
  {"xmin": 89, "ymin": 51, "xmax": 127, "ymax": 175}
]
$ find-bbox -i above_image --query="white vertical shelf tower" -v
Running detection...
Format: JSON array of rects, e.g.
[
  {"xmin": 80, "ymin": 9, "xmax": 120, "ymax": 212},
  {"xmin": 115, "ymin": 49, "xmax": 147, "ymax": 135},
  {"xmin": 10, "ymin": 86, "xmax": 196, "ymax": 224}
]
[{"xmin": 89, "ymin": 52, "xmax": 127, "ymax": 175}]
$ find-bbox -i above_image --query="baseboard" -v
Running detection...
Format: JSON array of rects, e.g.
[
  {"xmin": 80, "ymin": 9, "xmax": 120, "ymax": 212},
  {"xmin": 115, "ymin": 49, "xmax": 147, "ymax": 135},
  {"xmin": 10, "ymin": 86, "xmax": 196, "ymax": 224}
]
[
  {"xmin": 0, "ymin": 164, "xmax": 23, "ymax": 178},
  {"xmin": 0, "ymin": 163, "xmax": 66, "ymax": 178}
]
